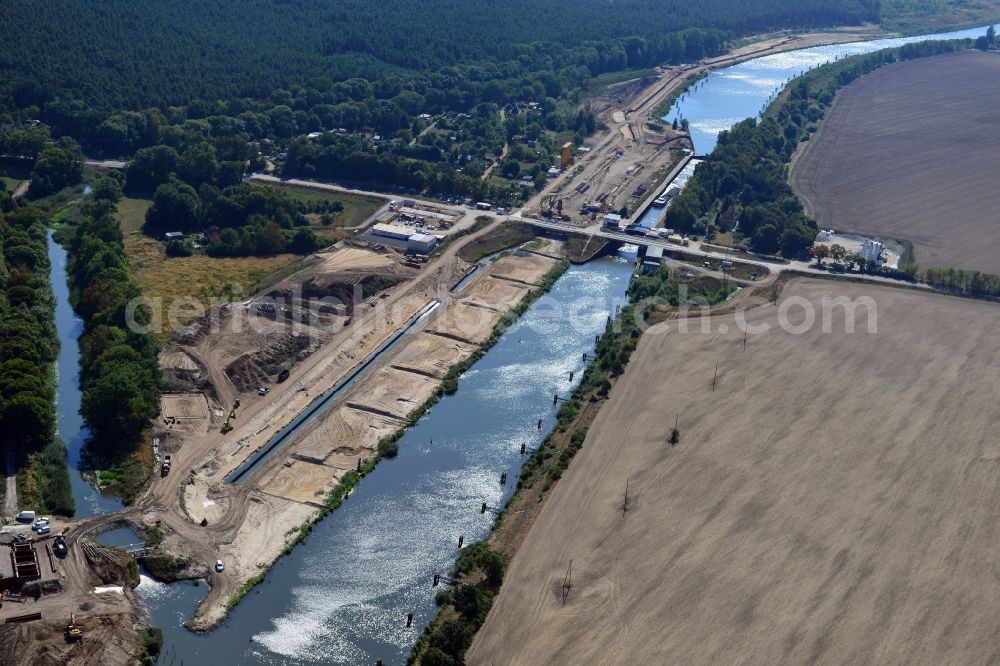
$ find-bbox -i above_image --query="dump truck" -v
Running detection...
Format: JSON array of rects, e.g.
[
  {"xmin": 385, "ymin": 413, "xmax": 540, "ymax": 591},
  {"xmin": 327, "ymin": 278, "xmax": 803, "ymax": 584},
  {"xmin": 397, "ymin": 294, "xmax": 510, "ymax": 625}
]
[{"xmin": 160, "ymin": 455, "xmax": 171, "ymax": 477}]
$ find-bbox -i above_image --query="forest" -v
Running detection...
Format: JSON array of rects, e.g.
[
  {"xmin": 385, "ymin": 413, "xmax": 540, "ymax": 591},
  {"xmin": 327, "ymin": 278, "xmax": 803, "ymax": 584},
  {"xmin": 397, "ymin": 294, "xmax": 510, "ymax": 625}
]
[{"xmin": 0, "ymin": 1, "xmax": 878, "ymax": 111}]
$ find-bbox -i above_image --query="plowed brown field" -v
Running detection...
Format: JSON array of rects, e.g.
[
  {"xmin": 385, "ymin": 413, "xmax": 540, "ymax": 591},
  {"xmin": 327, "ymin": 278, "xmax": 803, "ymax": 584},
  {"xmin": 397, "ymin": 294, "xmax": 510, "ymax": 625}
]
[
  {"xmin": 469, "ymin": 278, "xmax": 1000, "ymax": 664},
  {"xmin": 791, "ymin": 50, "xmax": 1000, "ymax": 273}
]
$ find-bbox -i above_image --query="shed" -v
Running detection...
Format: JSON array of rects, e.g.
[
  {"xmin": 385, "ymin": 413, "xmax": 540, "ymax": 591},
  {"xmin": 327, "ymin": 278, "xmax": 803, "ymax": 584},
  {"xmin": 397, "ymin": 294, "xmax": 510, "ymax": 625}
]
[
  {"xmin": 407, "ymin": 233, "xmax": 439, "ymax": 255},
  {"xmin": 642, "ymin": 245, "xmax": 664, "ymax": 271},
  {"xmin": 164, "ymin": 232, "xmax": 184, "ymax": 241}
]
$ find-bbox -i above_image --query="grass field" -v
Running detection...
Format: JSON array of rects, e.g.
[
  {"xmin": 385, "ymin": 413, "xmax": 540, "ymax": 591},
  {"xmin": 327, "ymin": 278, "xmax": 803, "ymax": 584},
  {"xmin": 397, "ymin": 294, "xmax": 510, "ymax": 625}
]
[
  {"xmin": 791, "ymin": 51, "xmax": 1000, "ymax": 274},
  {"xmin": 0, "ymin": 159, "xmax": 31, "ymax": 193},
  {"xmin": 261, "ymin": 182, "xmax": 383, "ymax": 227},
  {"xmin": 117, "ymin": 197, "xmax": 299, "ymax": 337},
  {"xmin": 470, "ymin": 278, "xmax": 1000, "ymax": 664}
]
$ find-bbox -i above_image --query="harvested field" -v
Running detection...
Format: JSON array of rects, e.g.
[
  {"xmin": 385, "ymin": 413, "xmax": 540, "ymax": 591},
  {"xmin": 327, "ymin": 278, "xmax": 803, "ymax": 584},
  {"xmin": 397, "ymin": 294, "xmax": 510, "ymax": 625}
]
[
  {"xmin": 790, "ymin": 51, "xmax": 1000, "ymax": 273},
  {"xmin": 470, "ymin": 278, "xmax": 1000, "ymax": 664}
]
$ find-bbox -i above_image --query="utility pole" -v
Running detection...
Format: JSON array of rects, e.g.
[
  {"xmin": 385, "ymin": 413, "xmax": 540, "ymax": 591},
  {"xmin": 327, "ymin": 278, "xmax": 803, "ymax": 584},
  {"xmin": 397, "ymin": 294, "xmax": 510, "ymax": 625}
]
[
  {"xmin": 713, "ymin": 361, "xmax": 719, "ymax": 391},
  {"xmin": 622, "ymin": 477, "xmax": 630, "ymax": 517},
  {"xmin": 562, "ymin": 559, "xmax": 573, "ymax": 605}
]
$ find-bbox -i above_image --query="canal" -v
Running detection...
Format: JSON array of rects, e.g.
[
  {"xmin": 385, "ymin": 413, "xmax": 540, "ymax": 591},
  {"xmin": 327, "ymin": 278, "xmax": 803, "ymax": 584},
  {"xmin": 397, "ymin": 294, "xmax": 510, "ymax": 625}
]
[{"xmin": 665, "ymin": 25, "xmax": 990, "ymax": 154}]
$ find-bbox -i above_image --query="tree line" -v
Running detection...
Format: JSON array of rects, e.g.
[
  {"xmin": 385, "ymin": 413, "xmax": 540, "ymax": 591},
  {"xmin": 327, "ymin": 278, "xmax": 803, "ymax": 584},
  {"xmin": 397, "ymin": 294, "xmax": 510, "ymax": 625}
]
[
  {"xmin": 68, "ymin": 195, "xmax": 161, "ymax": 459},
  {"xmin": 0, "ymin": 202, "xmax": 73, "ymax": 515}
]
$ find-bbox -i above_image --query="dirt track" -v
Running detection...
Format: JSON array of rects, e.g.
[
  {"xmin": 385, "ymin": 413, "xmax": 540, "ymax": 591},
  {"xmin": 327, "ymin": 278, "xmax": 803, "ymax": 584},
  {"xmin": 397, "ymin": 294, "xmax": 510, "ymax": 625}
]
[
  {"xmin": 469, "ymin": 277, "xmax": 1000, "ymax": 664},
  {"xmin": 791, "ymin": 50, "xmax": 1000, "ymax": 273}
]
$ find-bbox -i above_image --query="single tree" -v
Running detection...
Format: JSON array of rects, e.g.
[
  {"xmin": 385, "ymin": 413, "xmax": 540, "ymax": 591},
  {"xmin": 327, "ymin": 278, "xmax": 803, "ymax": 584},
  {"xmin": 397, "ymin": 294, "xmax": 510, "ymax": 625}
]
[{"xmin": 810, "ymin": 243, "xmax": 830, "ymax": 265}]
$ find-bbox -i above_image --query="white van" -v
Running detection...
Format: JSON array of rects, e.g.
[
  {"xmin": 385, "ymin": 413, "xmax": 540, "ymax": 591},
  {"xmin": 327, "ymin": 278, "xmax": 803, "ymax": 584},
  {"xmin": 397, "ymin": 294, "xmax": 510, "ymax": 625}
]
[{"xmin": 16, "ymin": 510, "xmax": 35, "ymax": 523}]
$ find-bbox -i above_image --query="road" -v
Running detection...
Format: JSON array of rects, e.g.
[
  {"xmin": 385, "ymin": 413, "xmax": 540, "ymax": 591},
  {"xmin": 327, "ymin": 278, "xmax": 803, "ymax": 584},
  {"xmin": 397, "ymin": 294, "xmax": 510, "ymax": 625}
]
[{"xmin": 3, "ymin": 447, "xmax": 17, "ymax": 520}]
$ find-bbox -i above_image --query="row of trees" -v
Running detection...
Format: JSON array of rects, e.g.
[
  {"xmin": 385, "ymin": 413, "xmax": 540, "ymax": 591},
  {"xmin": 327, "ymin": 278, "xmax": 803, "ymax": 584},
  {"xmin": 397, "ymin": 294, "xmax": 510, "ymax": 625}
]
[
  {"xmin": 68, "ymin": 196, "xmax": 161, "ymax": 457},
  {"xmin": 0, "ymin": 204, "xmax": 73, "ymax": 514}
]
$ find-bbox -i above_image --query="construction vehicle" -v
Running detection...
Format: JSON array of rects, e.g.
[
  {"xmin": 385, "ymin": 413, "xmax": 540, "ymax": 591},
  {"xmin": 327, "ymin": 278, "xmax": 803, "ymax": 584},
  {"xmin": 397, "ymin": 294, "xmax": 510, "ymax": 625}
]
[
  {"xmin": 160, "ymin": 454, "xmax": 171, "ymax": 477},
  {"xmin": 65, "ymin": 613, "xmax": 83, "ymax": 642},
  {"xmin": 220, "ymin": 408, "xmax": 236, "ymax": 434}
]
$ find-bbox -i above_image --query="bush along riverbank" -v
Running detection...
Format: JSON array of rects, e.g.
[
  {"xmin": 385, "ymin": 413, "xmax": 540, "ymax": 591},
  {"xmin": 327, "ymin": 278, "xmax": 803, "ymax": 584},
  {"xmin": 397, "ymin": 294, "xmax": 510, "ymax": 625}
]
[
  {"xmin": 64, "ymin": 196, "xmax": 162, "ymax": 502},
  {"xmin": 223, "ymin": 256, "xmax": 571, "ymax": 613},
  {"xmin": 0, "ymin": 204, "xmax": 73, "ymax": 516},
  {"xmin": 410, "ymin": 264, "xmax": 750, "ymax": 665}
]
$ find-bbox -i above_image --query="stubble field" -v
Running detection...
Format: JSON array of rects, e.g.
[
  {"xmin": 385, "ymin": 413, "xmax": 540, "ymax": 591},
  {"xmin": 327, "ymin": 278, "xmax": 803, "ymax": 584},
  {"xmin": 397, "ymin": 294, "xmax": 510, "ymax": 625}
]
[
  {"xmin": 790, "ymin": 50, "xmax": 1000, "ymax": 274},
  {"xmin": 469, "ymin": 278, "xmax": 1000, "ymax": 664}
]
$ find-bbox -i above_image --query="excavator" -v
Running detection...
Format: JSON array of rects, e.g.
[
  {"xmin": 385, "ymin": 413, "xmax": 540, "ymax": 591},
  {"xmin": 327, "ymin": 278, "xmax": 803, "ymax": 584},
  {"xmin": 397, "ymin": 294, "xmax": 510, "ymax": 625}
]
[
  {"xmin": 220, "ymin": 399, "xmax": 239, "ymax": 434},
  {"xmin": 65, "ymin": 613, "xmax": 83, "ymax": 642}
]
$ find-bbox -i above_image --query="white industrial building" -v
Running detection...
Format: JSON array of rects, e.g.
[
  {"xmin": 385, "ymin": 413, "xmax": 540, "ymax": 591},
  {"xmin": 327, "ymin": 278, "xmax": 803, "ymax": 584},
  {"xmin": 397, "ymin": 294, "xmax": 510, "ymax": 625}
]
[
  {"xmin": 406, "ymin": 233, "xmax": 439, "ymax": 255},
  {"xmin": 860, "ymin": 238, "xmax": 885, "ymax": 263},
  {"xmin": 371, "ymin": 223, "xmax": 414, "ymax": 240},
  {"xmin": 603, "ymin": 213, "xmax": 622, "ymax": 229}
]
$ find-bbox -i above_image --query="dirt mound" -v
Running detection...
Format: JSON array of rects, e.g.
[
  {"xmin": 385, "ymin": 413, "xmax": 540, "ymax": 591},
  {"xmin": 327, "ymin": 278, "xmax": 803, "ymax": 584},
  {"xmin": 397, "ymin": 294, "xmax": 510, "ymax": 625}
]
[{"xmin": 224, "ymin": 334, "xmax": 316, "ymax": 392}]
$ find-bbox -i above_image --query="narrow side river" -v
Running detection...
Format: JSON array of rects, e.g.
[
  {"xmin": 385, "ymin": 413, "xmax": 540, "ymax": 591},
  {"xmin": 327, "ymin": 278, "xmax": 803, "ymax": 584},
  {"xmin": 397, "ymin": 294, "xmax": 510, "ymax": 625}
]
[{"xmin": 47, "ymin": 232, "xmax": 122, "ymax": 518}]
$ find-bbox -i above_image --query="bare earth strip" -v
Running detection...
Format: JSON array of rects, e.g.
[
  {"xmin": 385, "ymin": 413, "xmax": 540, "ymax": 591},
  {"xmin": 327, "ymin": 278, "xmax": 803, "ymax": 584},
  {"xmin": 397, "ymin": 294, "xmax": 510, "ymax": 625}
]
[
  {"xmin": 469, "ymin": 278, "xmax": 1000, "ymax": 664},
  {"xmin": 790, "ymin": 50, "xmax": 1000, "ymax": 273}
]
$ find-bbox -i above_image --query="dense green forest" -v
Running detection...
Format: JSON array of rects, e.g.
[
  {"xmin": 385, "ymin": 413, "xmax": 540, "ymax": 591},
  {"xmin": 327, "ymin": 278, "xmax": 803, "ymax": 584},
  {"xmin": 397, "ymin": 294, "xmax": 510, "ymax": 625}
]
[
  {"xmin": 665, "ymin": 36, "xmax": 973, "ymax": 258},
  {"xmin": 0, "ymin": 202, "xmax": 73, "ymax": 515},
  {"xmin": 0, "ymin": 0, "xmax": 878, "ymax": 111}
]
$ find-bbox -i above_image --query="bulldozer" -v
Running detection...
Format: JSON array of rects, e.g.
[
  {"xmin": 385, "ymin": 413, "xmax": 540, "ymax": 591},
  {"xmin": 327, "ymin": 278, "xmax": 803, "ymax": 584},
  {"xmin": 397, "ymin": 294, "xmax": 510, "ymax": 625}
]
[{"xmin": 65, "ymin": 613, "xmax": 83, "ymax": 642}]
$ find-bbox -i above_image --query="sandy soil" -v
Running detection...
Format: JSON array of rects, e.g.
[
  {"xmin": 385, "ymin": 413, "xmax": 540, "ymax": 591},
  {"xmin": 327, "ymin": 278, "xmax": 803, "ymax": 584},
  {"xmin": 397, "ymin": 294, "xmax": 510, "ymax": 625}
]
[
  {"xmin": 791, "ymin": 50, "xmax": 1000, "ymax": 273},
  {"xmin": 470, "ymin": 278, "xmax": 1000, "ymax": 664}
]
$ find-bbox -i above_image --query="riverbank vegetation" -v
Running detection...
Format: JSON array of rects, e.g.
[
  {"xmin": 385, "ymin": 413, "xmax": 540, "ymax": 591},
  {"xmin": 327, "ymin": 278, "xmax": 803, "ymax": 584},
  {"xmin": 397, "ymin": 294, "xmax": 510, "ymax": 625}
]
[
  {"xmin": 65, "ymin": 192, "xmax": 162, "ymax": 497},
  {"xmin": 0, "ymin": 205, "xmax": 73, "ymax": 515}
]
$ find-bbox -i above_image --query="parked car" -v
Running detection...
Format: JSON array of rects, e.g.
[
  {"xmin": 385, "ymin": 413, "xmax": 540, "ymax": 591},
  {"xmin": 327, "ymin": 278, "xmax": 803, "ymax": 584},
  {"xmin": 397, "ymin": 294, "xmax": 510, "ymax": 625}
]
[
  {"xmin": 36, "ymin": 526, "xmax": 51, "ymax": 535},
  {"xmin": 32, "ymin": 518, "xmax": 50, "ymax": 531},
  {"xmin": 215, "ymin": 559, "xmax": 225, "ymax": 573}
]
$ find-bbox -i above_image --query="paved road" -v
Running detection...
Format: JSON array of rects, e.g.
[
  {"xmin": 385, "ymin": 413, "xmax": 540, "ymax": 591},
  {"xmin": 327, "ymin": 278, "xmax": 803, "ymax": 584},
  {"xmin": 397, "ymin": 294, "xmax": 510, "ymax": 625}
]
[
  {"xmin": 4, "ymin": 447, "xmax": 17, "ymax": 520},
  {"xmin": 84, "ymin": 158, "xmax": 128, "ymax": 169}
]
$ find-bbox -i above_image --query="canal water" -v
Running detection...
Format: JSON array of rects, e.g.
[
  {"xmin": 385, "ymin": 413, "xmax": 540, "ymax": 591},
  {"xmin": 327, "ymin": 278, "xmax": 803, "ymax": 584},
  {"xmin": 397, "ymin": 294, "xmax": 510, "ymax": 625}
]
[
  {"xmin": 665, "ymin": 25, "xmax": 990, "ymax": 154},
  {"xmin": 139, "ymin": 254, "xmax": 635, "ymax": 664},
  {"xmin": 48, "ymin": 232, "xmax": 122, "ymax": 518}
]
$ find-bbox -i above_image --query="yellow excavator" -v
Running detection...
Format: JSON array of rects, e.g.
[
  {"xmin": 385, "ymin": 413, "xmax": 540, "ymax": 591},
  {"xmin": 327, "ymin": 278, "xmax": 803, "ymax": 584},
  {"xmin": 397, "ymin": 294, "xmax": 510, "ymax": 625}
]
[
  {"xmin": 220, "ymin": 399, "xmax": 239, "ymax": 434},
  {"xmin": 65, "ymin": 612, "xmax": 83, "ymax": 642}
]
